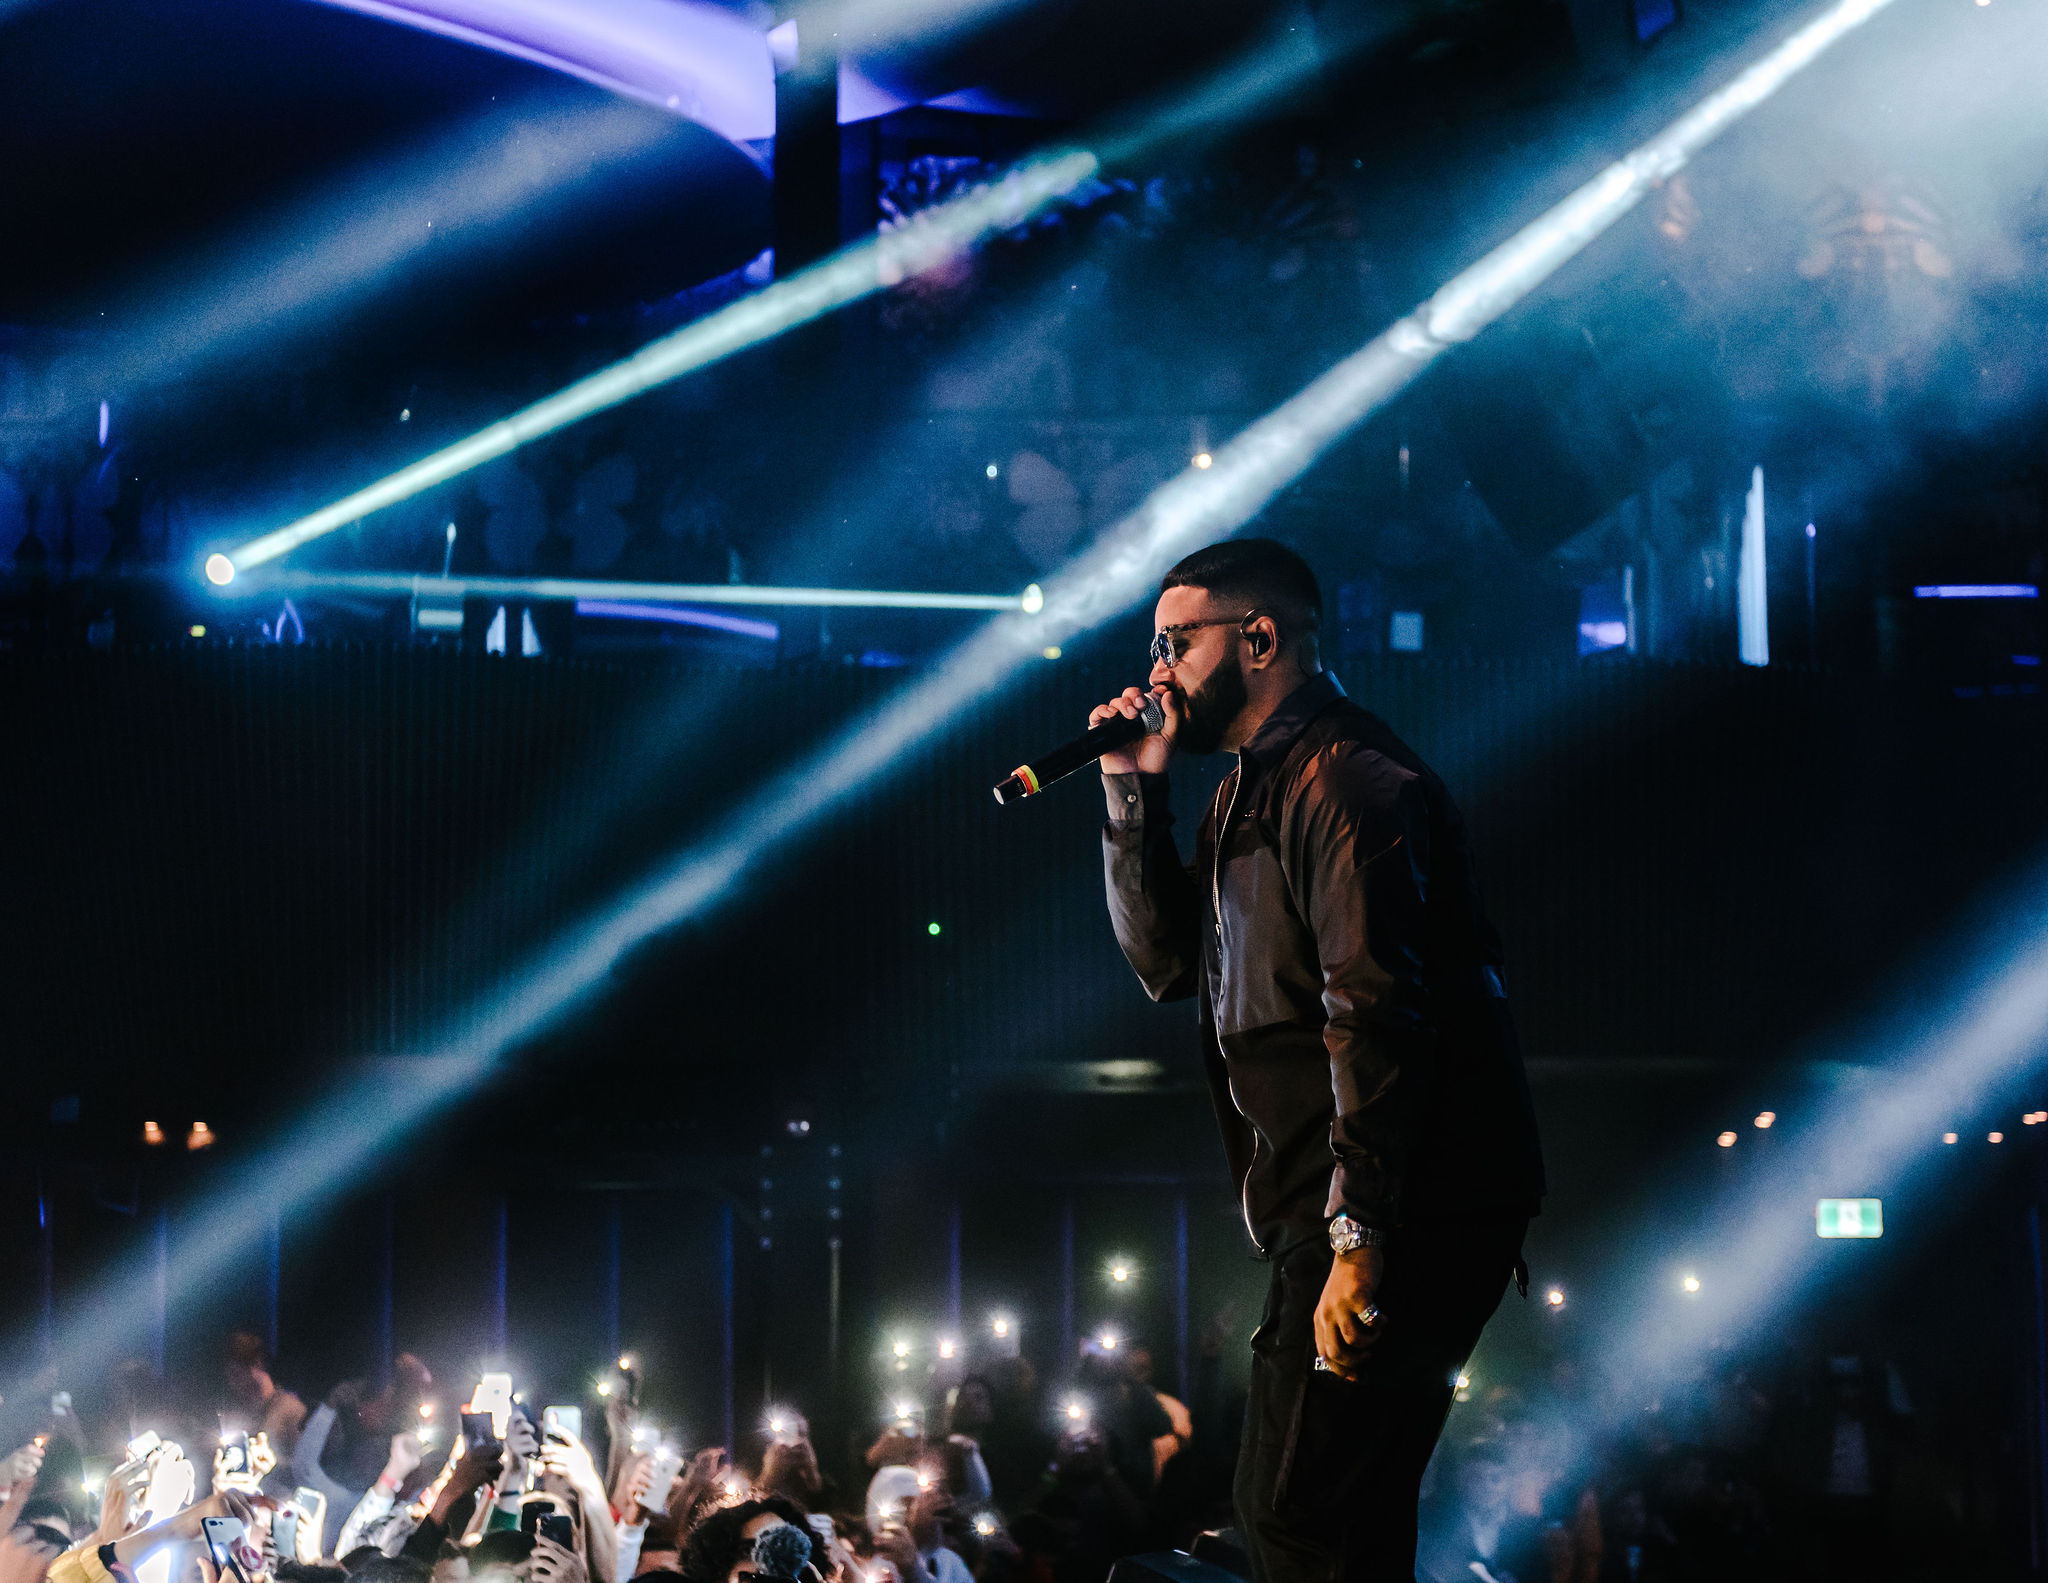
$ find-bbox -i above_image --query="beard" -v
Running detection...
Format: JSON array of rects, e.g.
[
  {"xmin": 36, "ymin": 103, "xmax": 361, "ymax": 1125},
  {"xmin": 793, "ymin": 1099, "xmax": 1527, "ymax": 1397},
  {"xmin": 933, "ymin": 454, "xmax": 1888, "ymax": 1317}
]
[{"xmin": 1175, "ymin": 650, "xmax": 1248, "ymax": 755}]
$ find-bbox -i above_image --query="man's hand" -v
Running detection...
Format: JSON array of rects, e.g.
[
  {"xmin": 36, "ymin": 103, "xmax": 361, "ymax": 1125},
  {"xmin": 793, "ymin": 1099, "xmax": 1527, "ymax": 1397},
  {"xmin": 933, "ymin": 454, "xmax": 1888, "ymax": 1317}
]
[
  {"xmin": 1089, "ymin": 687, "xmax": 1180, "ymax": 777},
  {"xmin": 1312, "ymin": 1248, "xmax": 1385, "ymax": 1383},
  {"xmin": 447, "ymin": 1442, "xmax": 506, "ymax": 1502},
  {"xmin": 497, "ymin": 1416, "xmax": 540, "ymax": 1494},
  {"xmin": 536, "ymin": 1433, "xmax": 608, "ymax": 1513},
  {"xmin": 0, "ymin": 1443, "xmax": 44, "ymax": 1495},
  {"xmin": 382, "ymin": 1433, "xmax": 425, "ymax": 1489},
  {"xmin": 528, "ymin": 1537, "xmax": 588, "ymax": 1583},
  {"xmin": 670, "ymin": 1449, "xmax": 726, "ymax": 1521},
  {"xmin": 613, "ymin": 1452, "xmax": 654, "ymax": 1521},
  {"xmin": 873, "ymin": 1526, "xmax": 923, "ymax": 1583}
]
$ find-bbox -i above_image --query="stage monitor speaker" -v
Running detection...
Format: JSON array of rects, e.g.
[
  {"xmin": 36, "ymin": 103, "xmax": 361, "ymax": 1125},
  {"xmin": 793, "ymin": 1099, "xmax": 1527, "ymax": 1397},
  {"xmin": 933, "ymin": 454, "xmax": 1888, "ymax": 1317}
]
[{"xmin": 1106, "ymin": 1551, "xmax": 1247, "ymax": 1583}]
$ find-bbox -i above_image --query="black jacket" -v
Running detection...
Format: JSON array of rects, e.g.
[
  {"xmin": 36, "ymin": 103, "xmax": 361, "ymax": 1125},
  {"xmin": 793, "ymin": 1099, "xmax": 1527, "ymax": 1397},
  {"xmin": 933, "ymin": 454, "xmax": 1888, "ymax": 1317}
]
[{"xmin": 1102, "ymin": 672, "xmax": 1544, "ymax": 1255}]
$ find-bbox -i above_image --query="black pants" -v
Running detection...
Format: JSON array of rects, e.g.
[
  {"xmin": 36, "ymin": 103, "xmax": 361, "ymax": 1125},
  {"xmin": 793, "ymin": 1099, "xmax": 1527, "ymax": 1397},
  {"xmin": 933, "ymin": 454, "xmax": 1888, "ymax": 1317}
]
[{"xmin": 1234, "ymin": 1218, "xmax": 1529, "ymax": 1583}]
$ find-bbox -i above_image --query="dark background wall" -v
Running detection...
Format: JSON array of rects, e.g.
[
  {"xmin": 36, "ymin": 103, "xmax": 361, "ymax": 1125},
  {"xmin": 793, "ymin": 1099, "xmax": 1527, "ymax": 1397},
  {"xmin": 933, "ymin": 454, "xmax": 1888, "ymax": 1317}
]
[{"xmin": 2, "ymin": 641, "xmax": 2044, "ymax": 1460}]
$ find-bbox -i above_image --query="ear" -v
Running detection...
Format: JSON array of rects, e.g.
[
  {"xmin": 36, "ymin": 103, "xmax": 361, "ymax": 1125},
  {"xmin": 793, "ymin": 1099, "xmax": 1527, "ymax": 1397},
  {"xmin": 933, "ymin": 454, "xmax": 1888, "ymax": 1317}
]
[{"xmin": 1243, "ymin": 613, "xmax": 1279, "ymax": 666}]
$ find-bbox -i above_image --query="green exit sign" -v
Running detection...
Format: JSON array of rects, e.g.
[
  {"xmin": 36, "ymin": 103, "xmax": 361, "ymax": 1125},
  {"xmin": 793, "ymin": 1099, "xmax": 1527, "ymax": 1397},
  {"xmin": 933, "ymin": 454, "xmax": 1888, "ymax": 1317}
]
[{"xmin": 1816, "ymin": 1198, "xmax": 1884, "ymax": 1239}]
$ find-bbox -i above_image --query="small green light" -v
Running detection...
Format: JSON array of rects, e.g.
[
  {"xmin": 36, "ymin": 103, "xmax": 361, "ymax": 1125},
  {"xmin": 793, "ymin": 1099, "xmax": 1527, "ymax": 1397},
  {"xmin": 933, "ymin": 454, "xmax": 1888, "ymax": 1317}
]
[{"xmin": 927, "ymin": 922, "xmax": 942, "ymax": 937}]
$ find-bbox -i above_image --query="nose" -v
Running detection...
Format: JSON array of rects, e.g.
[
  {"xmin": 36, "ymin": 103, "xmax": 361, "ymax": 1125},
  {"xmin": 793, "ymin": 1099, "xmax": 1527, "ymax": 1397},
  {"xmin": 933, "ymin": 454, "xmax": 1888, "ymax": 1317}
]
[{"xmin": 1148, "ymin": 657, "xmax": 1175, "ymax": 688}]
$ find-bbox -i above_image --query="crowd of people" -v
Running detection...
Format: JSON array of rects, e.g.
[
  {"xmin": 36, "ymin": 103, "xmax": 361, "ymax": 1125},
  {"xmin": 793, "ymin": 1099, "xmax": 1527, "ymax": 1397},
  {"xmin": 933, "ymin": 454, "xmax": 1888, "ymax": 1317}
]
[
  {"xmin": 0, "ymin": 1326, "xmax": 1981, "ymax": 1583},
  {"xmin": 0, "ymin": 1330, "xmax": 1235, "ymax": 1583}
]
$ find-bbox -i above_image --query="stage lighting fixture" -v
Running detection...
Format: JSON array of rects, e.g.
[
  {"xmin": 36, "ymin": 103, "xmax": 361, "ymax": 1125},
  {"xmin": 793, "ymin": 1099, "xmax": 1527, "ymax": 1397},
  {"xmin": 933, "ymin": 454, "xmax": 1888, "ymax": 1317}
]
[
  {"xmin": 1191, "ymin": 453, "xmax": 1214, "ymax": 469},
  {"xmin": 1107, "ymin": 1259, "xmax": 1134, "ymax": 1285},
  {"xmin": 990, "ymin": 1315, "xmax": 1012, "ymax": 1339},
  {"xmin": 985, "ymin": 464, "xmax": 1000, "ymax": 479},
  {"xmin": 1681, "ymin": 1274, "xmax": 1702, "ymax": 1294},
  {"xmin": 936, "ymin": 1337, "xmax": 957, "ymax": 1360},
  {"xmin": 18, "ymin": 0, "xmax": 1913, "ymax": 1413},
  {"xmin": 1545, "ymin": 1288, "xmax": 1566, "ymax": 1308},
  {"xmin": 1943, "ymin": 1131, "xmax": 1959, "ymax": 1144},
  {"xmin": 1063, "ymin": 1398, "xmax": 1088, "ymax": 1423},
  {"xmin": 1717, "ymin": 1131, "xmax": 1738, "ymax": 1147},
  {"xmin": 927, "ymin": 922, "xmax": 942, "ymax": 936},
  {"xmin": 210, "ymin": 19, "xmax": 1375, "ymax": 582},
  {"xmin": 187, "ymin": 625, "xmax": 206, "ymax": 639},
  {"xmin": 891, "ymin": 1337, "xmax": 912, "ymax": 1358},
  {"xmin": 1754, "ymin": 1111, "xmax": 1776, "ymax": 1128},
  {"xmin": 141, "ymin": 1121, "xmax": 164, "ymax": 1147},
  {"xmin": 186, "ymin": 1122, "xmax": 215, "ymax": 1152},
  {"xmin": 973, "ymin": 1517, "xmax": 998, "ymax": 1539},
  {"xmin": 1990, "ymin": 1130, "xmax": 2005, "ymax": 1143}
]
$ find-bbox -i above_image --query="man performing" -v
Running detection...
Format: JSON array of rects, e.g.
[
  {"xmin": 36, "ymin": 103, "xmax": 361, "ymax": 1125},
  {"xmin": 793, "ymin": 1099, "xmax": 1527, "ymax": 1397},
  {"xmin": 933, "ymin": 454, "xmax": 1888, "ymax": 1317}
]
[{"xmin": 1090, "ymin": 539, "xmax": 1546, "ymax": 1583}]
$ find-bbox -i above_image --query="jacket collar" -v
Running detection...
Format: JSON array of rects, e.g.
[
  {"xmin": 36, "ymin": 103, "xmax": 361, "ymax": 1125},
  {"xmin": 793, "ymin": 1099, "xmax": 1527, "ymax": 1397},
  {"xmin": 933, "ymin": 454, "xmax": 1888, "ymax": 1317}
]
[{"xmin": 1237, "ymin": 670, "xmax": 1346, "ymax": 772}]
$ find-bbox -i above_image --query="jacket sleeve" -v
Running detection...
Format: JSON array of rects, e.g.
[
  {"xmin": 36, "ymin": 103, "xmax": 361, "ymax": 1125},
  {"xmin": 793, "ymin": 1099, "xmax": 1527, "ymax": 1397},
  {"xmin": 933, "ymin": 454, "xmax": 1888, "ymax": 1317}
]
[
  {"xmin": 1283, "ymin": 744, "xmax": 1434, "ymax": 1230},
  {"xmin": 1101, "ymin": 771, "xmax": 1201, "ymax": 1003}
]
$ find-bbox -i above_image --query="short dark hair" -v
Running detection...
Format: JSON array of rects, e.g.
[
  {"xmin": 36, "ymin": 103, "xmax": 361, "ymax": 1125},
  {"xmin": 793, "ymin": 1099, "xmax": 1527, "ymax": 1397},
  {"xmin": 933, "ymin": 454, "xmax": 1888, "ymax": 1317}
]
[
  {"xmin": 1160, "ymin": 539, "xmax": 1321, "ymax": 635},
  {"xmin": 680, "ymin": 1499, "xmax": 812, "ymax": 1583}
]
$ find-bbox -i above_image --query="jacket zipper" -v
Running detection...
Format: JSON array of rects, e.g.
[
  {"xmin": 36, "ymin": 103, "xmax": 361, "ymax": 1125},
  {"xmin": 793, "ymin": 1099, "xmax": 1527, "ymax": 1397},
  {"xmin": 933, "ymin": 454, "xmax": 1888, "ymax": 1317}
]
[{"xmin": 1211, "ymin": 763, "xmax": 1266, "ymax": 1256}]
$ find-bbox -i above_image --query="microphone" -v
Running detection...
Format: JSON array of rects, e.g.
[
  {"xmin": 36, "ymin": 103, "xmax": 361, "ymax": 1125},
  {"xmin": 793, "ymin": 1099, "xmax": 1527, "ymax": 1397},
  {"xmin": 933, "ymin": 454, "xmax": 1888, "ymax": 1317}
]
[{"xmin": 993, "ymin": 693, "xmax": 1165, "ymax": 804}]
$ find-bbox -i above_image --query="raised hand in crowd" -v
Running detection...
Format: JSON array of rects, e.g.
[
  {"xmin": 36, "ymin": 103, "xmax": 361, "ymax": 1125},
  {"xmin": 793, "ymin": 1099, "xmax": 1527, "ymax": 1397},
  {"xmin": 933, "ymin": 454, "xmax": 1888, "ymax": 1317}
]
[
  {"xmin": 535, "ymin": 1432, "xmax": 606, "ymax": 1516},
  {"xmin": 382, "ymin": 1432, "xmax": 426, "ymax": 1491},
  {"xmin": 92, "ymin": 1456, "xmax": 153, "ymax": 1545},
  {"xmin": 428, "ymin": 1436, "xmax": 506, "ymax": 1535},
  {"xmin": 668, "ymin": 1449, "xmax": 731, "ymax": 1531},
  {"xmin": 613, "ymin": 1454, "xmax": 661, "ymax": 1524},
  {"xmin": 497, "ymin": 1415, "xmax": 541, "ymax": 1498},
  {"xmin": 528, "ymin": 1536, "xmax": 588, "ymax": 1583},
  {"xmin": 0, "ymin": 1444, "xmax": 46, "ymax": 1501}
]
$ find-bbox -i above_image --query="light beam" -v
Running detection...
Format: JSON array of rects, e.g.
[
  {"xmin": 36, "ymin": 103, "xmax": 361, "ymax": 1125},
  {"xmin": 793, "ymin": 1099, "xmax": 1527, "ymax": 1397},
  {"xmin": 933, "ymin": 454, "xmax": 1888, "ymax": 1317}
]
[{"xmin": 25, "ymin": 0, "xmax": 1901, "ymax": 1397}]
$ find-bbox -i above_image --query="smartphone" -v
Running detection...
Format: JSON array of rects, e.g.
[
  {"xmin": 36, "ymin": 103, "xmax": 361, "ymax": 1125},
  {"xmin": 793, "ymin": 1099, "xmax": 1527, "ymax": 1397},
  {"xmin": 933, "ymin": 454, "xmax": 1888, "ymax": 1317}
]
[
  {"xmin": 540, "ymin": 1406, "xmax": 581, "ymax": 1444},
  {"xmin": 471, "ymin": 1374, "xmax": 514, "ymax": 1440},
  {"xmin": 218, "ymin": 1430, "xmax": 250, "ymax": 1476},
  {"xmin": 50, "ymin": 1392, "xmax": 72, "ymax": 1419},
  {"xmin": 461, "ymin": 1411, "xmax": 502, "ymax": 1454},
  {"xmin": 536, "ymin": 1513, "xmax": 575, "ymax": 1549},
  {"xmin": 614, "ymin": 1358, "xmax": 641, "ymax": 1410},
  {"xmin": 272, "ymin": 1508, "xmax": 300, "ymax": 1565},
  {"xmin": 519, "ymin": 1499, "xmax": 558, "ymax": 1537},
  {"xmin": 126, "ymin": 1431, "xmax": 161, "ymax": 1460},
  {"xmin": 293, "ymin": 1488, "xmax": 328, "ymax": 1560},
  {"xmin": 642, "ymin": 1445, "xmax": 683, "ymax": 1507},
  {"xmin": 201, "ymin": 1515, "xmax": 249, "ymax": 1583}
]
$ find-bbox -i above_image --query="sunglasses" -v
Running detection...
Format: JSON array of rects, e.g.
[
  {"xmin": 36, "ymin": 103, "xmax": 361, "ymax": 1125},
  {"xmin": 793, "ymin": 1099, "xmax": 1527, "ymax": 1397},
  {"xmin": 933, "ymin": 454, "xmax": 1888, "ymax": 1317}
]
[{"xmin": 1148, "ymin": 610, "xmax": 1263, "ymax": 669}]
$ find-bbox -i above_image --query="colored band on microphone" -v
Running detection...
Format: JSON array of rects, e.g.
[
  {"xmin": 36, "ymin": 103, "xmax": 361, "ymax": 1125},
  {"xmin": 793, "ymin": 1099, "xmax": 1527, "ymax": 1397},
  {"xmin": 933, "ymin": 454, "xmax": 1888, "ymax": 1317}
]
[{"xmin": 1010, "ymin": 764, "xmax": 1041, "ymax": 797}]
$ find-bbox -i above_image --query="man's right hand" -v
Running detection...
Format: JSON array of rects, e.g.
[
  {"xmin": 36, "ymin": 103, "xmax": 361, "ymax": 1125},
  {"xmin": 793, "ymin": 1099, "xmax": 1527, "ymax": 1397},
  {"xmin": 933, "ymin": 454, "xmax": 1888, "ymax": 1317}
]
[{"xmin": 1090, "ymin": 686, "xmax": 1180, "ymax": 776}]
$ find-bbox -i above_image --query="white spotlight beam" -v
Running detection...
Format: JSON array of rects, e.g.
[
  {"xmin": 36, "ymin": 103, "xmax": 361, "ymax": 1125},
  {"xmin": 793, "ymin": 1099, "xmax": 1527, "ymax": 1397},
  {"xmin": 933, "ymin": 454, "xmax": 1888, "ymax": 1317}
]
[
  {"xmin": 234, "ymin": 0, "xmax": 1912, "ymax": 1195},
  {"xmin": 206, "ymin": 14, "xmax": 1341, "ymax": 586},
  {"xmin": 1621, "ymin": 876, "xmax": 2048, "ymax": 1379},
  {"xmin": 99, "ymin": 92, "xmax": 675, "ymax": 405},
  {"xmin": 206, "ymin": 148, "xmax": 1099, "ymax": 584},
  {"xmin": 318, "ymin": 0, "xmax": 1909, "ymax": 1110},
  {"xmin": 27, "ymin": 0, "xmax": 1896, "ymax": 1392},
  {"xmin": 224, "ymin": 569, "xmax": 1032, "ymax": 612}
]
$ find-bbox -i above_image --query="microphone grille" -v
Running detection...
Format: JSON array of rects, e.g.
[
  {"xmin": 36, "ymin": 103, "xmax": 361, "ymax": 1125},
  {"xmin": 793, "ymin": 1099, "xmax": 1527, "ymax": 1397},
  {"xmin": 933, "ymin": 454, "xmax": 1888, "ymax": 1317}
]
[{"xmin": 1138, "ymin": 694, "xmax": 1166, "ymax": 734}]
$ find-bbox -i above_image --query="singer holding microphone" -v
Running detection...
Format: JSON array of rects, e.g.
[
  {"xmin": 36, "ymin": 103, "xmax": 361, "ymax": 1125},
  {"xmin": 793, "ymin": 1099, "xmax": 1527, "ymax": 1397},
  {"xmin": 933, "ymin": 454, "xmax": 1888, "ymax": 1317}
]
[{"xmin": 1083, "ymin": 539, "xmax": 1544, "ymax": 1583}]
